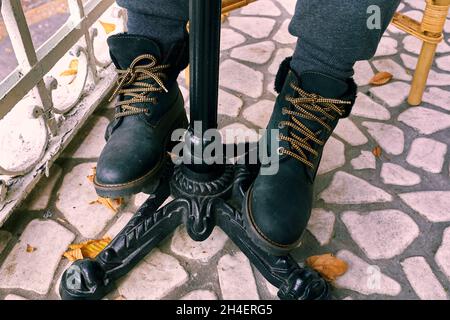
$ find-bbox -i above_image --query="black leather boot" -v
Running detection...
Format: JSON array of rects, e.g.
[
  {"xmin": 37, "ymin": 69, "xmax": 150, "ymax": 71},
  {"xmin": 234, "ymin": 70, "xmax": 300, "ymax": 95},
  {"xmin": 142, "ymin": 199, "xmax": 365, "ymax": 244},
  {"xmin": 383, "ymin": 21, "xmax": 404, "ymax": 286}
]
[
  {"xmin": 244, "ymin": 58, "xmax": 357, "ymax": 256},
  {"xmin": 94, "ymin": 34, "xmax": 189, "ymax": 198}
]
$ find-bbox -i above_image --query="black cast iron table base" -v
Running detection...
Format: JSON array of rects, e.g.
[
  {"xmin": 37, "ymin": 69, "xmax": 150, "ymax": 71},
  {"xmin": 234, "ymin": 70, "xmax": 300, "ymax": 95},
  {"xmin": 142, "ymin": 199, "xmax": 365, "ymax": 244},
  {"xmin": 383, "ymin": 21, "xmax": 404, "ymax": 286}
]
[{"xmin": 59, "ymin": 158, "xmax": 330, "ymax": 300}]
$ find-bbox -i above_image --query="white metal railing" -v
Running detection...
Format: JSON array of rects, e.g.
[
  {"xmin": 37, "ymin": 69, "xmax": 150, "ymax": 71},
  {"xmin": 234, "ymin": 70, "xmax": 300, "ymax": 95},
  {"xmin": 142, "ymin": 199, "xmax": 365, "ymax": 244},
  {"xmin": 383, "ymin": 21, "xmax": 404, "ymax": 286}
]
[{"xmin": 0, "ymin": 0, "xmax": 127, "ymax": 225}]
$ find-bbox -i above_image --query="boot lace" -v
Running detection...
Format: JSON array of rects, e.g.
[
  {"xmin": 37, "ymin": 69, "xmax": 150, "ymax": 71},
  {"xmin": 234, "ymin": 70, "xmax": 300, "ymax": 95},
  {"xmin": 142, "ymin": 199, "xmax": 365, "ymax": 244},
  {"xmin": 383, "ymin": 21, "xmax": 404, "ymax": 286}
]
[
  {"xmin": 278, "ymin": 83, "xmax": 352, "ymax": 169},
  {"xmin": 109, "ymin": 54, "xmax": 170, "ymax": 119}
]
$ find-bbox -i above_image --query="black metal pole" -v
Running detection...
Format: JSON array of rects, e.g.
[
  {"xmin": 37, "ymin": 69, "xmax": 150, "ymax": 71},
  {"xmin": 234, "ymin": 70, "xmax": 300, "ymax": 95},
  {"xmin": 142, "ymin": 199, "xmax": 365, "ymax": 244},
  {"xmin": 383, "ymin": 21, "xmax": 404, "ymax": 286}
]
[
  {"xmin": 189, "ymin": 0, "xmax": 222, "ymax": 131},
  {"xmin": 185, "ymin": 0, "xmax": 223, "ymax": 175}
]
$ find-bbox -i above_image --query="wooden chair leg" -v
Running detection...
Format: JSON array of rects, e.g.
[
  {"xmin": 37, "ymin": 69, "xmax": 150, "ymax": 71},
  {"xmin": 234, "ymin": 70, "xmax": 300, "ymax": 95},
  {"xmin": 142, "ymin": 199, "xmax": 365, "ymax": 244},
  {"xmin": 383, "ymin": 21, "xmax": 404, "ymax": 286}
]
[
  {"xmin": 408, "ymin": 41, "xmax": 438, "ymax": 105},
  {"xmin": 407, "ymin": 0, "xmax": 450, "ymax": 105}
]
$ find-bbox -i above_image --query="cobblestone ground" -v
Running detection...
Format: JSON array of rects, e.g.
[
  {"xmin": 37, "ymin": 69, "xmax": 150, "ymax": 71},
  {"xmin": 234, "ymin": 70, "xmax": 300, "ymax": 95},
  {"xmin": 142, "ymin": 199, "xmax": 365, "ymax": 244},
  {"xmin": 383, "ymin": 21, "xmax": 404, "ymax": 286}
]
[{"xmin": 1, "ymin": 0, "xmax": 450, "ymax": 300}]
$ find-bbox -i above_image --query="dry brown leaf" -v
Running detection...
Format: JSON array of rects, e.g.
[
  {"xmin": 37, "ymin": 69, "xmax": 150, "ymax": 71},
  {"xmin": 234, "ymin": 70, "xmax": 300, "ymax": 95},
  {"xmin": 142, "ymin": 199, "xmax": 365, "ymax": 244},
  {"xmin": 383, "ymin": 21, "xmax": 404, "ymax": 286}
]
[
  {"xmin": 370, "ymin": 71, "xmax": 393, "ymax": 86},
  {"xmin": 306, "ymin": 253, "xmax": 348, "ymax": 282},
  {"xmin": 63, "ymin": 237, "xmax": 112, "ymax": 262},
  {"xmin": 89, "ymin": 197, "xmax": 123, "ymax": 213},
  {"xmin": 372, "ymin": 146, "xmax": 382, "ymax": 158},
  {"xmin": 100, "ymin": 21, "xmax": 116, "ymax": 34},
  {"xmin": 26, "ymin": 244, "xmax": 36, "ymax": 253}
]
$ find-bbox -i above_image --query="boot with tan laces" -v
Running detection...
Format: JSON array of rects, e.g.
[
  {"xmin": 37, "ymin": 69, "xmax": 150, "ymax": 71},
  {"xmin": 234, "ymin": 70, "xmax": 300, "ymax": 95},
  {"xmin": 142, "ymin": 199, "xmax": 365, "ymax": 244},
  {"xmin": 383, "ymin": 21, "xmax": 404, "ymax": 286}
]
[
  {"xmin": 244, "ymin": 58, "xmax": 357, "ymax": 256},
  {"xmin": 94, "ymin": 34, "xmax": 189, "ymax": 198}
]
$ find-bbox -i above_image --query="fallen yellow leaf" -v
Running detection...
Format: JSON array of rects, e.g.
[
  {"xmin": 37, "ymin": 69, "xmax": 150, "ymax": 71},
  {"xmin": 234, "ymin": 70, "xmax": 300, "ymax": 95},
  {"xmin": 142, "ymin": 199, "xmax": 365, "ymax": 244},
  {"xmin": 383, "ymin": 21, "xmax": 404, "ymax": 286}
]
[
  {"xmin": 63, "ymin": 248, "xmax": 83, "ymax": 262},
  {"xmin": 60, "ymin": 59, "xmax": 79, "ymax": 77},
  {"xmin": 60, "ymin": 69, "xmax": 77, "ymax": 77},
  {"xmin": 221, "ymin": 13, "xmax": 229, "ymax": 22},
  {"xmin": 81, "ymin": 237, "xmax": 112, "ymax": 259},
  {"xmin": 56, "ymin": 217, "xmax": 67, "ymax": 224},
  {"xmin": 89, "ymin": 197, "xmax": 123, "ymax": 213},
  {"xmin": 306, "ymin": 253, "xmax": 348, "ymax": 282},
  {"xmin": 370, "ymin": 71, "xmax": 393, "ymax": 86},
  {"xmin": 69, "ymin": 59, "xmax": 78, "ymax": 70},
  {"xmin": 87, "ymin": 166, "xmax": 97, "ymax": 183},
  {"xmin": 99, "ymin": 21, "xmax": 116, "ymax": 34},
  {"xmin": 26, "ymin": 244, "xmax": 36, "ymax": 253},
  {"xmin": 63, "ymin": 237, "xmax": 112, "ymax": 262},
  {"xmin": 87, "ymin": 167, "xmax": 122, "ymax": 213},
  {"xmin": 372, "ymin": 146, "xmax": 382, "ymax": 158},
  {"xmin": 68, "ymin": 243, "xmax": 84, "ymax": 250}
]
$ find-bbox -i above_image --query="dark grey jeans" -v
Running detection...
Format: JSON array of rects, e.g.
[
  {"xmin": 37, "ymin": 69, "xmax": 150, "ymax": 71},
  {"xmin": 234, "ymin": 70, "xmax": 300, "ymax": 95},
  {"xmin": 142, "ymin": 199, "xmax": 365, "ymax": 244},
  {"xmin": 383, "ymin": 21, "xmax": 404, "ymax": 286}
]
[{"xmin": 116, "ymin": 0, "xmax": 400, "ymax": 80}]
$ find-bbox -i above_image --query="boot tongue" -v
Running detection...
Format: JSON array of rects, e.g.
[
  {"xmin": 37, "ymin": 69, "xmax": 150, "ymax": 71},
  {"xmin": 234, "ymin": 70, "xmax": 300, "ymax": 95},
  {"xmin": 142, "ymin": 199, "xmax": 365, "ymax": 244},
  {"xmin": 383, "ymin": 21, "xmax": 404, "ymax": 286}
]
[
  {"xmin": 298, "ymin": 71, "xmax": 349, "ymax": 99},
  {"xmin": 107, "ymin": 33, "xmax": 162, "ymax": 69}
]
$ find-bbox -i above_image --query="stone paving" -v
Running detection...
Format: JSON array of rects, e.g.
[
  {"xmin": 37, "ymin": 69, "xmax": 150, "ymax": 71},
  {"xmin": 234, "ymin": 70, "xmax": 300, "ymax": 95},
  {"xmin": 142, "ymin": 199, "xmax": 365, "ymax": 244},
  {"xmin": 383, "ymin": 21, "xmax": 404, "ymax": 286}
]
[{"xmin": 0, "ymin": 0, "xmax": 450, "ymax": 300}]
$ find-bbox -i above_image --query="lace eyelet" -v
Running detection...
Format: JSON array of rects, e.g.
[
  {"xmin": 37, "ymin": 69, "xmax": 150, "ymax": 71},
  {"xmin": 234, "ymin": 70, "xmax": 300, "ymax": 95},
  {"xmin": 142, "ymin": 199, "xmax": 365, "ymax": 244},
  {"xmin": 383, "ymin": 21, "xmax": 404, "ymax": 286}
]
[
  {"xmin": 282, "ymin": 107, "xmax": 288, "ymax": 115},
  {"xmin": 277, "ymin": 147, "xmax": 285, "ymax": 155},
  {"xmin": 278, "ymin": 122, "xmax": 285, "ymax": 129}
]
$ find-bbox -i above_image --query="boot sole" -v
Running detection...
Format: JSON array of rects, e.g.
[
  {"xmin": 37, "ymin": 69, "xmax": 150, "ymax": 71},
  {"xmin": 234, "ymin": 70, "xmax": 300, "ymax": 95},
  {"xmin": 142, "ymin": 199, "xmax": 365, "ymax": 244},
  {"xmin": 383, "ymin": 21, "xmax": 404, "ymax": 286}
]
[
  {"xmin": 94, "ymin": 153, "xmax": 169, "ymax": 198},
  {"xmin": 243, "ymin": 185, "xmax": 300, "ymax": 256},
  {"xmin": 94, "ymin": 111, "xmax": 188, "ymax": 199}
]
